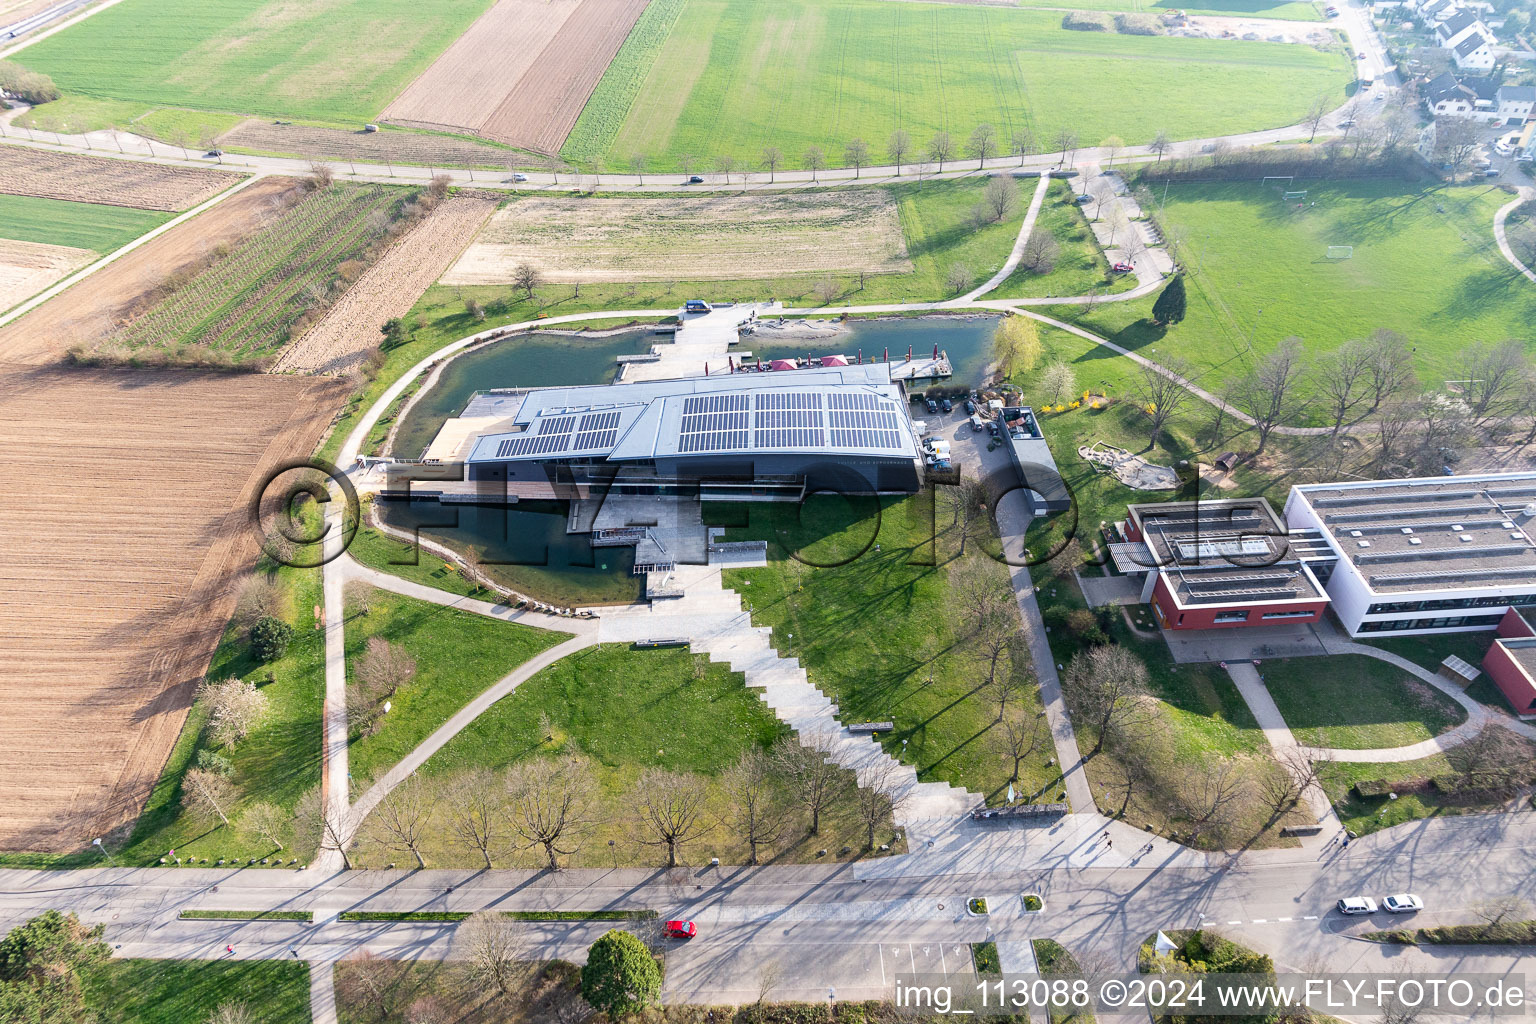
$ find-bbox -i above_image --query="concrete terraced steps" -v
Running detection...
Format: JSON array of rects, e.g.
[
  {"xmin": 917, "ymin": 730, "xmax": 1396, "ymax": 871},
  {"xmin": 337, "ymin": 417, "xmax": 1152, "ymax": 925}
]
[{"xmin": 597, "ymin": 565, "xmax": 979, "ymax": 824}]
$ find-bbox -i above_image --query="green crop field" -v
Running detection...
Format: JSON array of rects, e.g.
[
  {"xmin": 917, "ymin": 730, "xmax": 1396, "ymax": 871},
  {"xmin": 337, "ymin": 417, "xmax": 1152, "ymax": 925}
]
[
  {"xmin": 1016, "ymin": 0, "xmax": 1324, "ymax": 18},
  {"xmin": 1131, "ymin": 180, "xmax": 1535, "ymax": 389},
  {"xmin": 16, "ymin": 0, "xmax": 494, "ymax": 124},
  {"xmin": 571, "ymin": 0, "xmax": 1349, "ymax": 171},
  {"xmin": 0, "ymin": 194, "xmax": 170, "ymax": 252}
]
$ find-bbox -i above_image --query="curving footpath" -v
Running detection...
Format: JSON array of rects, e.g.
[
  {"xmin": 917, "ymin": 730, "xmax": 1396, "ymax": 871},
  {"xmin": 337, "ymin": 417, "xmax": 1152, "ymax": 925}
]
[{"xmin": 1493, "ymin": 187, "xmax": 1536, "ymax": 285}]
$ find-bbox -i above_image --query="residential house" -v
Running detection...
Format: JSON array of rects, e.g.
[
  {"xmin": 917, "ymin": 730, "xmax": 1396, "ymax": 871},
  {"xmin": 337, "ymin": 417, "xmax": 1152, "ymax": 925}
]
[{"xmin": 1423, "ymin": 71, "xmax": 1477, "ymax": 114}]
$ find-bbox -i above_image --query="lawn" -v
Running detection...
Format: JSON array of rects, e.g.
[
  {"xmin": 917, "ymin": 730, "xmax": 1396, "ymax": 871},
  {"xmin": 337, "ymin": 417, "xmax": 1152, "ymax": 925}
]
[
  {"xmin": 373, "ymin": 643, "xmax": 892, "ymax": 866},
  {"xmin": 1142, "ymin": 180, "xmax": 1536, "ymax": 394},
  {"xmin": 82, "ymin": 959, "xmax": 311, "ymax": 1024},
  {"xmin": 1258, "ymin": 654, "xmax": 1467, "ymax": 749},
  {"xmin": 0, "ymin": 194, "xmax": 171, "ymax": 251},
  {"xmin": 344, "ymin": 583, "xmax": 569, "ymax": 787},
  {"xmin": 576, "ymin": 0, "xmax": 1349, "ymax": 170},
  {"xmin": 17, "ymin": 0, "xmax": 495, "ymax": 124},
  {"xmin": 991, "ymin": 179, "xmax": 1140, "ymax": 299},
  {"xmin": 1016, "ymin": 0, "xmax": 1323, "ymax": 17},
  {"xmin": 1320, "ymin": 754, "xmax": 1462, "ymax": 837},
  {"xmin": 716, "ymin": 492, "xmax": 1060, "ymax": 803}
]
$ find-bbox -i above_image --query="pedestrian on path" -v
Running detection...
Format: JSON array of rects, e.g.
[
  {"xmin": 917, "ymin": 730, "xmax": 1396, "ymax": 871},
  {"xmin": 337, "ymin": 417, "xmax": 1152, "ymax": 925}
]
[{"xmin": 225, "ymin": 945, "xmax": 233, "ymax": 955}]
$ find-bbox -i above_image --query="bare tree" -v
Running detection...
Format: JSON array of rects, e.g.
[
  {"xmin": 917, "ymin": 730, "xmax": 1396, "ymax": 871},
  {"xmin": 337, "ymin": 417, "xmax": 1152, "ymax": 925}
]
[
  {"xmin": 207, "ymin": 1003, "xmax": 255, "ymax": 1024},
  {"xmin": 627, "ymin": 153, "xmax": 646, "ymax": 185},
  {"xmin": 506, "ymin": 753, "xmax": 596, "ymax": 870},
  {"xmin": 844, "ymin": 137, "xmax": 871, "ymax": 178},
  {"xmin": 1009, "ymin": 128, "xmax": 1035, "ymax": 166},
  {"xmin": 543, "ymin": 152, "xmax": 564, "ymax": 185},
  {"xmin": 1041, "ymin": 360, "xmax": 1076, "ymax": 406},
  {"xmin": 1379, "ymin": 106, "xmax": 1412, "ymax": 153},
  {"xmin": 297, "ymin": 786, "xmax": 356, "ymax": 870},
  {"xmin": 350, "ymin": 636, "xmax": 417, "ymax": 736},
  {"xmin": 1099, "ymin": 134, "xmax": 1124, "ymax": 169},
  {"xmin": 1181, "ymin": 759, "xmax": 1251, "ymax": 845},
  {"xmin": 945, "ymin": 262, "xmax": 972, "ymax": 294},
  {"xmin": 1020, "ymin": 228, "xmax": 1059, "ymax": 274},
  {"xmin": 975, "ymin": 621, "xmax": 1027, "ymax": 723},
  {"xmin": 1311, "ymin": 339, "xmax": 1374, "ymax": 437},
  {"xmin": 1062, "ymin": 645, "xmax": 1153, "ymax": 755},
  {"xmin": 367, "ymin": 775, "xmax": 433, "ymax": 869},
  {"xmin": 633, "ymin": 767, "xmax": 713, "ymax": 867},
  {"xmin": 457, "ymin": 911, "xmax": 530, "ymax": 998},
  {"xmin": 968, "ymin": 123, "xmax": 998, "ymax": 167},
  {"xmin": 1374, "ymin": 396, "xmax": 1418, "ymax": 473},
  {"xmin": 760, "ymin": 146, "xmax": 783, "ymax": 183},
  {"xmin": 722, "ymin": 749, "xmax": 785, "ymax": 865},
  {"xmin": 1002, "ymin": 707, "xmax": 1048, "ymax": 789},
  {"xmin": 445, "ymin": 768, "xmax": 507, "ymax": 868},
  {"xmin": 306, "ymin": 160, "xmax": 335, "ymax": 190},
  {"xmin": 1363, "ymin": 329, "xmax": 1416, "ymax": 411},
  {"xmin": 854, "ymin": 758, "xmax": 904, "ymax": 850},
  {"xmin": 1131, "ymin": 357, "xmax": 1193, "ymax": 451},
  {"xmin": 771, "ymin": 729, "xmax": 842, "ymax": 836},
  {"xmin": 715, "ymin": 153, "xmax": 737, "ymax": 183},
  {"xmin": 1460, "ymin": 339, "xmax": 1528, "ymax": 423},
  {"xmin": 1238, "ymin": 337, "xmax": 1308, "ymax": 456},
  {"xmin": 1447, "ymin": 727, "xmax": 1536, "ymax": 792},
  {"xmin": 1414, "ymin": 392, "xmax": 1481, "ymax": 474},
  {"xmin": 169, "ymin": 127, "xmax": 191, "ymax": 160},
  {"xmin": 803, "ymin": 145, "xmax": 826, "ymax": 182},
  {"xmin": 197, "ymin": 678, "xmax": 269, "ymax": 747},
  {"xmin": 756, "ymin": 959, "xmax": 785, "ymax": 1006},
  {"xmin": 977, "ymin": 174, "xmax": 1019, "ymax": 223},
  {"xmin": 1303, "ymin": 95, "xmax": 1330, "ymax": 143},
  {"xmin": 928, "ymin": 130, "xmax": 955, "ymax": 173},
  {"xmin": 940, "ymin": 477, "xmax": 990, "ymax": 558},
  {"xmin": 1436, "ymin": 116, "xmax": 1482, "ymax": 177},
  {"xmin": 1053, "ymin": 128, "xmax": 1079, "ymax": 166},
  {"xmin": 238, "ymin": 801, "xmax": 289, "ymax": 851},
  {"xmin": 233, "ymin": 575, "xmax": 284, "ymax": 631},
  {"xmin": 887, "ymin": 129, "xmax": 912, "ymax": 175},
  {"xmin": 1148, "ymin": 130, "xmax": 1172, "ymax": 165},
  {"xmin": 181, "ymin": 768, "xmax": 236, "ymax": 827}
]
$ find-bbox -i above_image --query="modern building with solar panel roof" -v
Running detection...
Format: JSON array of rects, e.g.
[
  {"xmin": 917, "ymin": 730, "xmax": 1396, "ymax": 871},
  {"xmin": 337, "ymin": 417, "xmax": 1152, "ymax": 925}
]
[
  {"xmin": 455, "ymin": 362, "xmax": 925, "ymax": 500},
  {"xmin": 1284, "ymin": 472, "xmax": 1536, "ymax": 636}
]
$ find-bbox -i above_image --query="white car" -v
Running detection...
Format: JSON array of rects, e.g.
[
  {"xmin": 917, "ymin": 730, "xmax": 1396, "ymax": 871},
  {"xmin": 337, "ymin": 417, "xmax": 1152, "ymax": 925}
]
[
  {"xmin": 1383, "ymin": 894, "xmax": 1423, "ymax": 913},
  {"xmin": 1337, "ymin": 897, "xmax": 1378, "ymax": 915},
  {"xmin": 510, "ymin": 173, "xmax": 529, "ymax": 182},
  {"xmin": 922, "ymin": 439, "xmax": 950, "ymax": 452}
]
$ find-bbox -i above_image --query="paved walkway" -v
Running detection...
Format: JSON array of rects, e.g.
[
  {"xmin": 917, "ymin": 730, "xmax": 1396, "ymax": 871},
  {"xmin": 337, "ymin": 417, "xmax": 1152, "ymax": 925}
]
[
  {"xmin": 958, "ymin": 172, "xmax": 1052, "ymax": 302},
  {"xmin": 1493, "ymin": 188, "xmax": 1536, "ymax": 285},
  {"xmin": 1223, "ymin": 662, "xmax": 1337, "ymax": 845},
  {"xmin": 309, "ymin": 957, "xmax": 337, "ymax": 1024}
]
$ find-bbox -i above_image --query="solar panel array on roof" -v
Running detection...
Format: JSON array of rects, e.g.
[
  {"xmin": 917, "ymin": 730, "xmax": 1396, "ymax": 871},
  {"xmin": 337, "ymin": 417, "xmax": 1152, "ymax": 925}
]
[
  {"xmin": 572, "ymin": 410, "xmax": 622, "ymax": 451},
  {"xmin": 494, "ymin": 432, "xmax": 571, "ymax": 458},
  {"xmin": 826, "ymin": 391, "xmax": 903, "ymax": 449},
  {"xmin": 679, "ymin": 393, "xmax": 750, "ymax": 453},
  {"xmin": 538, "ymin": 415, "xmax": 576, "ymax": 436},
  {"xmin": 754, "ymin": 391, "xmax": 824, "ymax": 448}
]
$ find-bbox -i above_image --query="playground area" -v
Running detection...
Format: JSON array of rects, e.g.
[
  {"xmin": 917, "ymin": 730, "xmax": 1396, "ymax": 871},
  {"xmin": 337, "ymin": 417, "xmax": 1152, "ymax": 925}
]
[{"xmin": 1078, "ymin": 440, "xmax": 1180, "ymax": 490}]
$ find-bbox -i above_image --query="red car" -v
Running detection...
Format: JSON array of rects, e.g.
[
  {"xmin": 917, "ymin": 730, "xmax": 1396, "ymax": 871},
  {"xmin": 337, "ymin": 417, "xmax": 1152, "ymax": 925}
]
[
  {"xmin": 664, "ymin": 920, "xmax": 697, "ymax": 939},
  {"xmin": 1112, "ymin": 262, "xmax": 1135, "ymax": 273}
]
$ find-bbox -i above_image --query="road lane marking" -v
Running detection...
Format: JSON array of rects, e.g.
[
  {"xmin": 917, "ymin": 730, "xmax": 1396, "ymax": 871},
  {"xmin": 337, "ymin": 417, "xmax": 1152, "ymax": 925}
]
[
  {"xmin": 1304, "ymin": 915, "xmax": 1318, "ymax": 920},
  {"xmin": 1227, "ymin": 920, "xmax": 1241, "ymax": 925},
  {"xmin": 879, "ymin": 945, "xmax": 886, "ymax": 985},
  {"xmin": 1278, "ymin": 917, "xmax": 1293, "ymax": 922},
  {"xmin": 1253, "ymin": 919, "xmax": 1267, "ymax": 923}
]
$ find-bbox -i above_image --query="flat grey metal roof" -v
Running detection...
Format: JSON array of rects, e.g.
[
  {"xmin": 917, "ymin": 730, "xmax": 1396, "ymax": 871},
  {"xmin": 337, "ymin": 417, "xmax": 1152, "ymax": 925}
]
[
  {"xmin": 1293, "ymin": 473, "xmax": 1536, "ymax": 594},
  {"xmin": 1125, "ymin": 497, "xmax": 1325, "ymax": 605},
  {"xmin": 465, "ymin": 363, "xmax": 919, "ymax": 464}
]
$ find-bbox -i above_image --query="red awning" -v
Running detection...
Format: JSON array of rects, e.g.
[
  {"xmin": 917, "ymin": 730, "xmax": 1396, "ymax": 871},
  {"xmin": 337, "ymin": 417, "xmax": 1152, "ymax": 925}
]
[
  {"xmin": 769, "ymin": 359, "xmax": 798, "ymax": 371},
  {"xmin": 820, "ymin": 354, "xmax": 849, "ymax": 366}
]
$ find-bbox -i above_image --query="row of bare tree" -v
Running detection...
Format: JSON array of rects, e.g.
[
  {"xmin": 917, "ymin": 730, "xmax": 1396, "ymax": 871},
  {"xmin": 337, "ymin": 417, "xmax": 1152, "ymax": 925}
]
[{"xmin": 344, "ymin": 734, "xmax": 905, "ymax": 871}]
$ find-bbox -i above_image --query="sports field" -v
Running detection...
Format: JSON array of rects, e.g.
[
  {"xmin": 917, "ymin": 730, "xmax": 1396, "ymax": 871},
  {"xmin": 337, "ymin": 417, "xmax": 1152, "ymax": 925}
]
[
  {"xmin": 1149, "ymin": 181, "xmax": 1535, "ymax": 386},
  {"xmin": 15, "ymin": 0, "xmax": 496, "ymax": 124},
  {"xmin": 566, "ymin": 0, "xmax": 1349, "ymax": 171}
]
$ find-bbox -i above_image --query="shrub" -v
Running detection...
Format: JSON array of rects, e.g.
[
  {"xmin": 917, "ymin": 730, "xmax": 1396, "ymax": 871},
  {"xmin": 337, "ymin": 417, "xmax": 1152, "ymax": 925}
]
[
  {"xmin": 250, "ymin": 616, "xmax": 295, "ymax": 662},
  {"xmin": 1115, "ymin": 12, "xmax": 1162, "ymax": 33},
  {"xmin": 1062, "ymin": 10, "xmax": 1112, "ymax": 30},
  {"xmin": 1066, "ymin": 607, "xmax": 1107, "ymax": 645},
  {"xmin": 1353, "ymin": 778, "xmax": 1394, "ymax": 797},
  {"xmin": 0, "ymin": 61, "xmax": 60, "ymax": 104},
  {"xmin": 581, "ymin": 930, "xmax": 661, "ymax": 1018},
  {"xmin": 196, "ymin": 749, "xmax": 235, "ymax": 777}
]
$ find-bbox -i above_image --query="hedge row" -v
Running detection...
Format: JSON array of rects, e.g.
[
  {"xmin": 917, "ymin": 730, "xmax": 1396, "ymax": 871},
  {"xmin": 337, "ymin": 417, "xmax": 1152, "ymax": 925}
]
[{"xmin": 1370, "ymin": 921, "xmax": 1536, "ymax": 946}]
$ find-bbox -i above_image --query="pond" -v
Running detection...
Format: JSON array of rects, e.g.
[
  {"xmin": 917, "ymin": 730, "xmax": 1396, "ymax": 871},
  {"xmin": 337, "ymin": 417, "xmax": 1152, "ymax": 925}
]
[
  {"xmin": 748, "ymin": 315, "xmax": 1000, "ymax": 387},
  {"xmin": 389, "ymin": 328, "xmax": 657, "ymax": 460},
  {"xmin": 375, "ymin": 499, "xmax": 641, "ymax": 606}
]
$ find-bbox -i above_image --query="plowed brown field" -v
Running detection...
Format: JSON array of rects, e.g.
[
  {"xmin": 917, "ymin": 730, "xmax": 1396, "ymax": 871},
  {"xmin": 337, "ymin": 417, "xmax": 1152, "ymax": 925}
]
[
  {"xmin": 377, "ymin": 0, "xmax": 647, "ymax": 153},
  {"xmin": 441, "ymin": 192, "xmax": 913, "ymax": 284},
  {"xmin": 380, "ymin": 0, "xmax": 585, "ymax": 136},
  {"xmin": 480, "ymin": 0, "xmax": 648, "ymax": 152},
  {"xmin": 0, "ymin": 176, "xmax": 302, "ymax": 365},
  {"xmin": 0, "ymin": 145, "xmax": 242, "ymax": 211},
  {"xmin": 0, "ymin": 363, "xmax": 347, "ymax": 851},
  {"xmin": 273, "ymin": 196, "xmax": 495, "ymax": 375},
  {"xmin": 0, "ymin": 239, "xmax": 94, "ymax": 312}
]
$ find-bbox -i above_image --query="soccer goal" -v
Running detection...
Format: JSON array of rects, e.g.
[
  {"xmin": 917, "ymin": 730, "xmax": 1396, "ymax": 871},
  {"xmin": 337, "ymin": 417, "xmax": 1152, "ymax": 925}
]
[
  {"xmin": 1325, "ymin": 245, "xmax": 1354, "ymax": 259},
  {"xmin": 1283, "ymin": 190, "xmax": 1308, "ymax": 201},
  {"xmin": 1262, "ymin": 175, "xmax": 1294, "ymax": 190}
]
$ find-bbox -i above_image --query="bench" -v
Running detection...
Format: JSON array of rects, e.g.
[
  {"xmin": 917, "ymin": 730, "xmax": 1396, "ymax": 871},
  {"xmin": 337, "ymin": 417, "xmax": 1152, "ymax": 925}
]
[
  {"xmin": 633, "ymin": 638, "xmax": 689, "ymax": 649},
  {"xmin": 847, "ymin": 722, "xmax": 894, "ymax": 734},
  {"xmin": 1279, "ymin": 824, "xmax": 1324, "ymax": 838},
  {"xmin": 971, "ymin": 803, "xmax": 1069, "ymax": 821}
]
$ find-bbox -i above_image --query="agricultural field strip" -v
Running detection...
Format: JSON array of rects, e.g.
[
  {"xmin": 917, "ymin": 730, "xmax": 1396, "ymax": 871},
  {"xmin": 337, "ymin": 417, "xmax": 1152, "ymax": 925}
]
[
  {"xmin": 0, "ymin": 143, "xmax": 240, "ymax": 211},
  {"xmin": 477, "ymin": 0, "xmax": 649, "ymax": 152},
  {"xmin": 217, "ymin": 121, "xmax": 512, "ymax": 167},
  {"xmin": 116, "ymin": 185, "xmax": 394, "ymax": 355},
  {"xmin": 273, "ymin": 196, "xmax": 497, "ymax": 375},
  {"xmin": 0, "ymin": 239, "xmax": 94, "ymax": 312},
  {"xmin": 442, "ymin": 192, "xmax": 911, "ymax": 285},
  {"xmin": 379, "ymin": 0, "xmax": 585, "ymax": 134}
]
